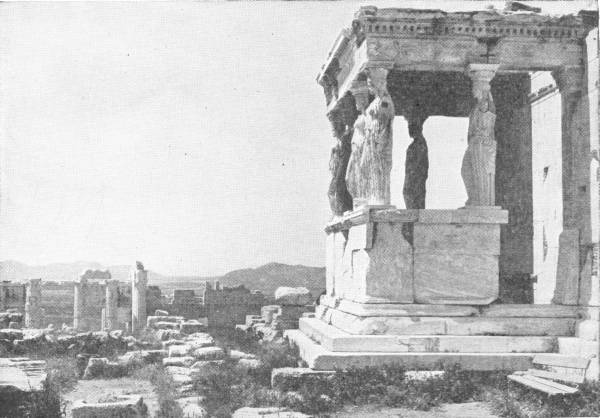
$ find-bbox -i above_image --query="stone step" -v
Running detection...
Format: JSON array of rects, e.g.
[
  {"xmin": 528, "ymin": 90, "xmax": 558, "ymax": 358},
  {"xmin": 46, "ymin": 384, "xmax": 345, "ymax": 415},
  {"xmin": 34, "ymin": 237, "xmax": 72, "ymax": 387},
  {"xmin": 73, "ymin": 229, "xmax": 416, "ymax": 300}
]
[
  {"xmin": 300, "ymin": 317, "xmax": 557, "ymax": 353},
  {"xmin": 319, "ymin": 296, "xmax": 581, "ymax": 318},
  {"xmin": 285, "ymin": 329, "xmax": 535, "ymax": 371},
  {"xmin": 318, "ymin": 305, "xmax": 576, "ymax": 336}
]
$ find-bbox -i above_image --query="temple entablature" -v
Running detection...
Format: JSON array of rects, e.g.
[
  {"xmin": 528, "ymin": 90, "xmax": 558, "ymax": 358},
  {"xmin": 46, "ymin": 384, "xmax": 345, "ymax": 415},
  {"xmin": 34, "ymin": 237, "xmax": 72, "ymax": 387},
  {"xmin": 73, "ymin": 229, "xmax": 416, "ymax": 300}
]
[{"xmin": 318, "ymin": 6, "xmax": 595, "ymax": 117}]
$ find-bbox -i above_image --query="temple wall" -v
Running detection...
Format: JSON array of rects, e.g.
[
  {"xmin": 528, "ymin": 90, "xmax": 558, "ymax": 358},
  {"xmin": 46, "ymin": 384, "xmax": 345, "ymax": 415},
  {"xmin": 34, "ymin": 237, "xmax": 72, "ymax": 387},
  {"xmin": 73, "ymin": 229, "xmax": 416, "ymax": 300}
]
[
  {"xmin": 530, "ymin": 74, "xmax": 564, "ymax": 304},
  {"xmin": 493, "ymin": 74, "xmax": 534, "ymax": 303},
  {"xmin": 577, "ymin": 27, "xmax": 599, "ymax": 308}
]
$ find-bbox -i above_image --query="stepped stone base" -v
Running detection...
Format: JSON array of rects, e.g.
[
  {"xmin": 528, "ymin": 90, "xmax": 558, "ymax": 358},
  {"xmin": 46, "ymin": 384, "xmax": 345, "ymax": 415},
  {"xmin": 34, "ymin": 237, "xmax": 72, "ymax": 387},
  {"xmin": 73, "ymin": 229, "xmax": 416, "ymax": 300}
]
[
  {"xmin": 317, "ymin": 298, "xmax": 579, "ymax": 336},
  {"xmin": 299, "ymin": 317, "xmax": 557, "ymax": 353},
  {"xmin": 285, "ymin": 329, "xmax": 536, "ymax": 371}
]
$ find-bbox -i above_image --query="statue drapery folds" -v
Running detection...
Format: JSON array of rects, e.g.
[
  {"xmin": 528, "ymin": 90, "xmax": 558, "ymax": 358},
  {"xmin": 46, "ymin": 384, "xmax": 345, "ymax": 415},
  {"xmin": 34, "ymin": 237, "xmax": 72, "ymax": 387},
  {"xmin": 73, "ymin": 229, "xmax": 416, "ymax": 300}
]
[
  {"xmin": 461, "ymin": 64, "xmax": 499, "ymax": 207},
  {"xmin": 345, "ymin": 67, "xmax": 394, "ymax": 207}
]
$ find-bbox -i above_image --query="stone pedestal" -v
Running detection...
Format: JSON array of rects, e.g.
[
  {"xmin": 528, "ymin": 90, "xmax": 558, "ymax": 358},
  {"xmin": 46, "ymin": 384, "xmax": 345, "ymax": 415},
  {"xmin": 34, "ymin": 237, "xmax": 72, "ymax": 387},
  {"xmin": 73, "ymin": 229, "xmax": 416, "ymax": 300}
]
[{"xmin": 325, "ymin": 206, "xmax": 508, "ymax": 306}]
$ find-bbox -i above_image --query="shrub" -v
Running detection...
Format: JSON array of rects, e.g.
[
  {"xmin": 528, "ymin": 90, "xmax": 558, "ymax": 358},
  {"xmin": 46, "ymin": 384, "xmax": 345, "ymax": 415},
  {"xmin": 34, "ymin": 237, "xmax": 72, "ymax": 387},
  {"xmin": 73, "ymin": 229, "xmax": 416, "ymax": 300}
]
[
  {"xmin": 45, "ymin": 354, "xmax": 79, "ymax": 393},
  {"xmin": 133, "ymin": 365, "xmax": 183, "ymax": 418}
]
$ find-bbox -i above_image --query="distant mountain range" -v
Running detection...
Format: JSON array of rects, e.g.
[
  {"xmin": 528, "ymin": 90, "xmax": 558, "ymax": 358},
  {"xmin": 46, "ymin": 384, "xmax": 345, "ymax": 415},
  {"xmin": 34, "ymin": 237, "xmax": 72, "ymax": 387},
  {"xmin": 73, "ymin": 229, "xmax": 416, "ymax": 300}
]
[{"xmin": 0, "ymin": 260, "xmax": 326, "ymax": 297}]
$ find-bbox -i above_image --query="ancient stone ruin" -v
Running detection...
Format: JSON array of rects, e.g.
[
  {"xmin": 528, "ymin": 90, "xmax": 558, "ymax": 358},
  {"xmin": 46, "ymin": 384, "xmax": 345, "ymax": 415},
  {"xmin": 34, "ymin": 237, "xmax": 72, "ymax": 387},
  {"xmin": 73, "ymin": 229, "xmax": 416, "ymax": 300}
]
[{"xmin": 287, "ymin": 5, "xmax": 600, "ymax": 380}]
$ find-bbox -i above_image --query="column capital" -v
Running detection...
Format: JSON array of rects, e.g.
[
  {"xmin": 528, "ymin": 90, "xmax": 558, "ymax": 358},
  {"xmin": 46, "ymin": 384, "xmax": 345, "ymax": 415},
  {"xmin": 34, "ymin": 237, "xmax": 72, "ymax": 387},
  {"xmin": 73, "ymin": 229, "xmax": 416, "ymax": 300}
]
[
  {"xmin": 349, "ymin": 78, "xmax": 369, "ymax": 113},
  {"xmin": 365, "ymin": 66, "xmax": 391, "ymax": 97},
  {"xmin": 466, "ymin": 63, "xmax": 500, "ymax": 89},
  {"xmin": 552, "ymin": 65, "xmax": 584, "ymax": 97}
]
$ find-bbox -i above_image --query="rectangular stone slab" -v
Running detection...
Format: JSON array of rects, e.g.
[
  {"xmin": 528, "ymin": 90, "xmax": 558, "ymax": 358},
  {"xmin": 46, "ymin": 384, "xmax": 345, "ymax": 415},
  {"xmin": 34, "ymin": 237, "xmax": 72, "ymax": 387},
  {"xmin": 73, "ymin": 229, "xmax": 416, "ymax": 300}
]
[
  {"xmin": 299, "ymin": 317, "xmax": 556, "ymax": 353},
  {"xmin": 326, "ymin": 307, "xmax": 575, "ymax": 336},
  {"xmin": 285, "ymin": 329, "xmax": 534, "ymax": 371},
  {"xmin": 319, "ymin": 295, "xmax": 480, "ymax": 317},
  {"xmin": 413, "ymin": 253, "xmax": 499, "ymax": 305}
]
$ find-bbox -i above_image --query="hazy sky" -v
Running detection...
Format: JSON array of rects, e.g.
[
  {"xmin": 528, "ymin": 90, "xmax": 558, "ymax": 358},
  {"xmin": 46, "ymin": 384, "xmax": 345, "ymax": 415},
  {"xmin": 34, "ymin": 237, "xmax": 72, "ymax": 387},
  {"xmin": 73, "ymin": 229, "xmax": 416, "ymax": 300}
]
[{"xmin": 0, "ymin": 1, "xmax": 593, "ymax": 276}]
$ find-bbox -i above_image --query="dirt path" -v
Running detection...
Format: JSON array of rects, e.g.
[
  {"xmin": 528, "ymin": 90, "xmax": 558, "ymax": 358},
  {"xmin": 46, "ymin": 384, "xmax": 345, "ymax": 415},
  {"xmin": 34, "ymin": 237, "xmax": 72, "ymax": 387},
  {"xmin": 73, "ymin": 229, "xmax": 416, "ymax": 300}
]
[
  {"xmin": 334, "ymin": 402, "xmax": 500, "ymax": 417},
  {"xmin": 62, "ymin": 377, "xmax": 159, "ymax": 418}
]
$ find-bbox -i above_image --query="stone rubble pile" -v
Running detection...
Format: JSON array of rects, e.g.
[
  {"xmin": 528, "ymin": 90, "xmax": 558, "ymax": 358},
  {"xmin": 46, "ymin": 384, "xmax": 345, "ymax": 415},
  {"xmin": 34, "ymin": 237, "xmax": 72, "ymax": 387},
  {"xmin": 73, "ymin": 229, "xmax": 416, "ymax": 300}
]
[
  {"xmin": 237, "ymin": 287, "xmax": 315, "ymax": 341},
  {"xmin": 0, "ymin": 327, "xmax": 140, "ymax": 355},
  {"xmin": 147, "ymin": 309, "xmax": 207, "ymax": 335},
  {"xmin": 80, "ymin": 349, "xmax": 168, "ymax": 379}
]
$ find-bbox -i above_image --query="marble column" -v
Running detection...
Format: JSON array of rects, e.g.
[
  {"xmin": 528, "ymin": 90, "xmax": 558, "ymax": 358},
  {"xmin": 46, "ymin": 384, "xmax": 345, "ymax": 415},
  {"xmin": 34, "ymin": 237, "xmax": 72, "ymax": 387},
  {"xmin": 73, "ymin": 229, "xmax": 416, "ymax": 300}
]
[
  {"xmin": 462, "ymin": 63, "xmax": 500, "ymax": 207},
  {"xmin": 73, "ymin": 278, "xmax": 85, "ymax": 330},
  {"xmin": 25, "ymin": 279, "xmax": 42, "ymax": 328},
  {"xmin": 131, "ymin": 262, "xmax": 148, "ymax": 334},
  {"xmin": 349, "ymin": 67, "xmax": 395, "ymax": 207},
  {"xmin": 104, "ymin": 280, "xmax": 118, "ymax": 331}
]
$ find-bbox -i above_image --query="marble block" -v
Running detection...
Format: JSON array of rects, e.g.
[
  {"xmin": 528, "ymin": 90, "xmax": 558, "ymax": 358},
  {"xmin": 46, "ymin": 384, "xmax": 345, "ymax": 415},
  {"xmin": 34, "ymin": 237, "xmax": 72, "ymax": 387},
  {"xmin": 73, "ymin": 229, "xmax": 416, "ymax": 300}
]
[
  {"xmin": 340, "ymin": 222, "xmax": 413, "ymax": 303},
  {"xmin": 413, "ymin": 213, "xmax": 504, "ymax": 305},
  {"xmin": 325, "ymin": 207, "xmax": 506, "ymax": 305}
]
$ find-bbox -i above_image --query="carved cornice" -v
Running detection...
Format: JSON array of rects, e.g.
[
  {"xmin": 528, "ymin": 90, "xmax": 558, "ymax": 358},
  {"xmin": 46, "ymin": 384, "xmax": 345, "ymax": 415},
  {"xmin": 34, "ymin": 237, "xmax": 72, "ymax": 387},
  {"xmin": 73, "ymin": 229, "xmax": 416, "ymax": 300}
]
[
  {"xmin": 353, "ymin": 6, "xmax": 593, "ymax": 41},
  {"xmin": 317, "ymin": 6, "xmax": 595, "ymax": 114}
]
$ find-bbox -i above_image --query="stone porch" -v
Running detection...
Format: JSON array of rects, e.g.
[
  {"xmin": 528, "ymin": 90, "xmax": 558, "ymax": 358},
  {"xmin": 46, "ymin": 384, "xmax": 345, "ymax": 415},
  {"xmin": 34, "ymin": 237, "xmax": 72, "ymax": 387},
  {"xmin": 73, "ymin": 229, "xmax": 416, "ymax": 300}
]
[{"xmin": 293, "ymin": 5, "xmax": 599, "ymax": 378}]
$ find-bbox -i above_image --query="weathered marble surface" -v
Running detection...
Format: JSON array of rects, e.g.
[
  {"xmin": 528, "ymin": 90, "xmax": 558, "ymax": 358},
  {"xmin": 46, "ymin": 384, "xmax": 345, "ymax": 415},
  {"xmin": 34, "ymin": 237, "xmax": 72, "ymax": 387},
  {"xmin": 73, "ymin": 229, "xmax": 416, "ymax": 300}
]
[
  {"xmin": 326, "ymin": 208, "xmax": 507, "ymax": 305},
  {"xmin": 338, "ymin": 222, "xmax": 413, "ymax": 303},
  {"xmin": 286, "ymin": 329, "xmax": 535, "ymax": 371},
  {"xmin": 346, "ymin": 68, "xmax": 395, "ymax": 207},
  {"xmin": 324, "ymin": 306, "xmax": 575, "ymax": 336},
  {"xmin": 553, "ymin": 229, "xmax": 581, "ymax": 305},
  {"xmin": 300, "ymin": 317, "xmax": 556, "ymax": 353},
  {"xmin": 274, "ymin": 287, "xmax": 312, "ymax": 306},
  {"xmin": 461, "ymin": 64, "xmax": 498, "ymax": 206}
]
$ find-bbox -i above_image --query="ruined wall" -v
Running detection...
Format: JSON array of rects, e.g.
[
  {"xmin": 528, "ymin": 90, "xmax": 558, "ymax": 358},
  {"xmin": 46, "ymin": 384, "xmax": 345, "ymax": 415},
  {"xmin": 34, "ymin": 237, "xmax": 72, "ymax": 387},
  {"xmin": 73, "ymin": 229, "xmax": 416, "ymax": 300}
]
[
  {"xmin": 41, "ymin": 282, "xmax": 74, "ymax": 327},
  {"xmin": 168, "ymin": 289, "xmax": 205, "ymax": 319},
  {"xmin": 76, "ymin": 281, "xmax": 106, "ymax": 331},
  {"xmin": 203, "ymin": 283, "xmax": 265, "ymax": 327},
  {"xmin": 0, "ymin": 282, "xmax": 26, "ymax": 312}
]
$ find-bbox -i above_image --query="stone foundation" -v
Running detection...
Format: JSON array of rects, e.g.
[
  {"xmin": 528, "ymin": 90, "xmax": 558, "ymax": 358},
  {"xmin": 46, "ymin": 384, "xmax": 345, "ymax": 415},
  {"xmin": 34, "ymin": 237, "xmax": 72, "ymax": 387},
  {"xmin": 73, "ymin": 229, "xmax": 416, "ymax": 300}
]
[{"xmin": 326, "ymin": 207, "xmax": 507, "ymax": 305}]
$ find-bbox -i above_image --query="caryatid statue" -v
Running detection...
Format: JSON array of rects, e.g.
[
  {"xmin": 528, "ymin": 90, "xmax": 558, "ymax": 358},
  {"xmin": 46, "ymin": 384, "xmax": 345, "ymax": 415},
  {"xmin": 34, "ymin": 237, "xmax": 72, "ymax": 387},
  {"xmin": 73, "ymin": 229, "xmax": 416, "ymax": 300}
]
[
  {"xmin": 345, "ymin": 80, "xmax": 369, "ymax": 206},
  {"xmin": 461, "ymin": 64, "xmax": 499, "ymax": 206},
  {"xmin": 403, "ymin": 109, "xmax": 429, "ymax": 209},
  {"xmin": 346, "ymin": 67, "xmax": 394, "ymax": 207},
  {"xmin": 327, "ymin": 107, "xmax": 355, "ymax": 218}
]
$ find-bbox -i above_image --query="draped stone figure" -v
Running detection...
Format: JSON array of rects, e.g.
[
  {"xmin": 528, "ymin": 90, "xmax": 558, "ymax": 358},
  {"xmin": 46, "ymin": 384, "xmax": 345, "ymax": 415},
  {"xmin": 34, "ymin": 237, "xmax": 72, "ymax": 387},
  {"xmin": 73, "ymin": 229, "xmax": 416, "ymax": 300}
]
[
  {"xmin": 345, "ymin": 86, "xmax": 369, "ymax": 205},
  {"xmin": 403, "ymin": 114, "xmax": 429, "ymax": 209},
  {"xmin": 461, "ymin": 82, "xmax": 497, "ymax": 206},
  {"xmin": 328, "ymin": 115, "xmax": 353, "ymax": 217},
  {"xmin": 346, "ymin": 68, "xmax": 394, "ymax": 206}
]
